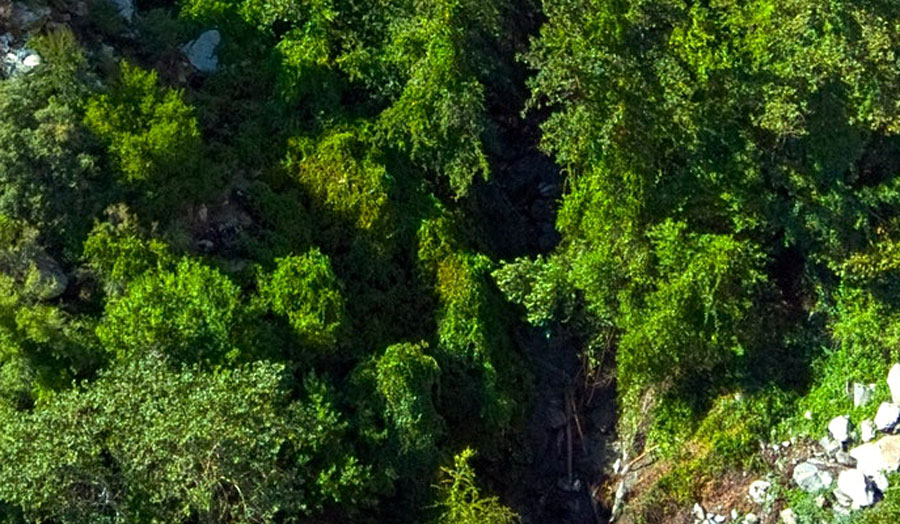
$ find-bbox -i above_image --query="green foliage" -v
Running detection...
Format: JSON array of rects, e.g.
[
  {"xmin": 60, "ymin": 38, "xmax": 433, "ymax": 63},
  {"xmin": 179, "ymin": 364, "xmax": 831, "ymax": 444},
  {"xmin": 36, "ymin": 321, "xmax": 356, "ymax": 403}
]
[
  {"xmin": 617, "ymin": 220, "xmax": 766, "ymax": 395},
  {"xmin": 256, "ymin": 250, "xmax": 347, "ymax": 353},
  {"xmin": 511, "ymin": 0, "xmax": 900, "ymax": 470},
  {"xmin": 0, "ymin": 272, "xmax": 100, "ymax": 409},
  {"xmin": 376, "ymin": 6, "xmax": 491, "ymax": 197},
  {"xmin": 0, "ymin": 29, "xmax": 101, "ymax": 252},
  {"xmin": 493, "ymin": 254, "xmax": 574, "ymax": 326},
  {"xmin": 0, "ymin": 357, "xmax": 370, "ymax": 523},
  {"xmin": 0, "ymin": 216, "xmax": 101, "ymax": 407},
  {"xmin": 286, "ymin": 127, "xmax": 392, "ymax": 234},
  {"xmin": 84, "ymin": 62, "xmax": 202, "ymax": 198},
  {"xmin": 83, "ymin": 204, "xmax": 174, "ymax": 296},
  {"xmin": 97, "ymin": 258, "xmax": 243, "ymax": 365},
  {"xmin": 376, "ymin": 341, "xmax": 443, "ymax": 457},
  {"xmin": 433, "ymin": 448, "xmax": 518, "ymax": 524},
  {"xmin": 418, "ymin": 213, "xmax": 524, "ymax": 430}
]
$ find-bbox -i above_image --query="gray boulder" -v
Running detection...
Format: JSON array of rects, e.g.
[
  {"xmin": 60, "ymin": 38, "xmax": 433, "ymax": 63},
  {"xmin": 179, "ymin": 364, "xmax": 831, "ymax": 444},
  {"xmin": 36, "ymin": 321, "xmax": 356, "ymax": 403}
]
[
  {"xmin": 836, "ymin": 469, "xmax": 875, "ymax": 509},
  {"xmin": 861, "ymin": 419, "xmax": 877, "ymax": 442},
  {"xmin": 182, "ymin": 29, "xmax": 220, "ymax": 73},
  {"xmin": 820, "ymin": 435, "xmax": 842, "ymax": 456},
  {"xmin": 889, "ymin": 364, "xmax": 900, "ymax": 404},
  {"xmin": 792, "ymin": 462, "xmax": 833, "ymax": 493},
  {"xmin": 854, "ymin": 383, "xmax": 876, "ymax": 407},
  {"xmin": 829, "ymin": 415, "xmax": 851, "ymax": 444},
  {"xmin": 875, "ymin": 402, "xmax": 900, "ymax": 432}
]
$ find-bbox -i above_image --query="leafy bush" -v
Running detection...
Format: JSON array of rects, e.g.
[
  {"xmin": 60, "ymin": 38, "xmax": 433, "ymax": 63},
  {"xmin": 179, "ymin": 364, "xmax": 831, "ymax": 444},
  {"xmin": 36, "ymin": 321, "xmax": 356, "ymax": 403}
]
[
  {"xmin": 84, "ymin": 62, "xmax": 202, "ymax": 201},
  {"xmin": 97, "ymin": 258, "xmax": 243, "ymax": 365},
  {"xmin": 256, "ymin": 249, "xmax": 347, "ymax": 353},
  {"xmin": 433, "ymin": 448, "xmax": 518, "ymax": 524}
]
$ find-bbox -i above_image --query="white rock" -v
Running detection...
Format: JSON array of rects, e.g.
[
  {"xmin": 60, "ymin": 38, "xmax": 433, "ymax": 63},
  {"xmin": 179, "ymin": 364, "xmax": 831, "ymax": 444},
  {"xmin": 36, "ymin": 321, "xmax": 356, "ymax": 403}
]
[
  {"xmin": 850, "ymin": 435, "xmax": 900, "ymax": 477},
  {"xmin": 792, "ymin": 462, "xmax": 833, "ymax": 493},
  {"xmin": 820, "ymin": 436, "xmax": 842, "ymax": 456},
  {"xmin": 872, "ymin": 471, "xmax": 889, "ymax": 492},
  {"xmin": 744, "ymin": 514, "xmax": 759, "ymax": 524},
  {"xmin": 862, "ymin": 420, "xmax": 877, "ymax": 442},
  {"xmin": 779, "ymin": 508, "xmax": 798, "ymax": 524},
  {"xmin": 730, "ymin": 509, "xmax": 738, "ymax": 520},
  {"xmin": 692, "ymin": 502, "xmax": 706, "ymax": 522},
  {"xmin": 748, "ymin": 480, "xmax": 771, "ymax": 504},
  {"xmin": 837, "ymin": 469, "xmax": 874, "ymax": 509},
  {"xmin": 829, "ymin": 415, "xmax": 851, "ymax": 443},
  {"xmin": 181, "ymin": 29, "xmax": 221, "ymax": 73},
  {"xmin": 854, "ymin": 383, "xmax": 876, "ymax": 407},
  {"xmin": 21, "ymin": 53, "xmax": 40, "ymax": 68},
  {"xmin": 889, "ymin": 364, "xmax": 900, "ymax": 404},
  {"xmin": 804, "ymin": 410, "xmax": 813, "ymax": 420},
  {"xmin": 875, "ymin": 402, "xmax": 900, "ymax": 432},
  {"xmin": 2, "ymin": 47, "xmax": 40, "ymax": 76}
]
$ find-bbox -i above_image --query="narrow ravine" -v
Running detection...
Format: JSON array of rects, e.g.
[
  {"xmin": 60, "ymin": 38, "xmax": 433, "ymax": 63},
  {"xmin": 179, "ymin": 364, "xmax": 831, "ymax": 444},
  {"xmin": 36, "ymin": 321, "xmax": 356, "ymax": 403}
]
[{"xmin": 469, "ymin": 62, "xmax": 622, "ymax": 519}]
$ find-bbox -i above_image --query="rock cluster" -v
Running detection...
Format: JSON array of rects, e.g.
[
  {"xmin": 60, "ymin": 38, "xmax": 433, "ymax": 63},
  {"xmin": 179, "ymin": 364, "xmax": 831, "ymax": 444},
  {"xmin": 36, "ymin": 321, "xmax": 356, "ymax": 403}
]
[
  {"xmin": 1, "ymin": 3, "xmax": 49, "ymax": 78},
  {"xmin": 723, "ymin": 366, "xmax": 900, "ymax": 521}
]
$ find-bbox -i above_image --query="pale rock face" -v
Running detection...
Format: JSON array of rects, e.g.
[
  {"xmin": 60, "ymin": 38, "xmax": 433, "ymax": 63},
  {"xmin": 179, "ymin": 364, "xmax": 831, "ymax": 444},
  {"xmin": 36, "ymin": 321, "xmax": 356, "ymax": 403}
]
[
  {"xmin": 748, "ymin": 480, "xmax": 771, "ymax": 504},
  {"xmin": 888, "ymin": 364, "xmax": 900, "ymax": 404},
  {"xmin": 850, "ymin": 435, "xmax": 900, "ymax": 477},
  {"xmin": 861, "ymin": 419, "xmax": 877, "ymax": 442},
  {"xmin": 874, "ymin": 402, "xmax": 900, "ymax": 432},
  {"xmin": 182, "ymin": 30, "xmax": 221, "ymax": 73},
  {"xmin": 829, "ymin": 415, "xmax": 851, "ymax": 444},
  {"xmin": 837, "ymin": 469, "xmax": 875, "ymax": 509},
  {"xmin": 854, "ymin": 383, "xmax": 876, "ymax": 407}
]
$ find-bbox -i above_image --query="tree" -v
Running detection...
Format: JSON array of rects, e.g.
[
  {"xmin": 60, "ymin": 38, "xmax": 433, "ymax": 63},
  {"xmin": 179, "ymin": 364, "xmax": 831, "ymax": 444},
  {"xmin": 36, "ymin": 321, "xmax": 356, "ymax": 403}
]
[
  {"xmin": 84, "ymin": 62, "xmax": 202, "ymax": 203},
  {"xmin": 0, "ymin": 357, "xmax": 371, "ymax": 523},
  {"xmin": 97, "ymin": 258, "xmax": 243, "ymax": 365},
  {"xmin": 0, "ymin": 29, "xmax": 102, "ymax": 253},
  {"xmin": 0, "ymin": 216, "xmax": 102, "ymax": 408},
  {"xmin": 433, "ymin": 448, "xmax": 518, "ymax": 524},
  {"xmin": 376, "ymin": 341, "xmax": 443, "ymax": 459},
  {"xmin": 256, "ymin": 249, "xmax": 347, "ymax": 353},
  {"xmin": 418, "ymin": 212, "xmax": 525, "ymax": 433}
]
